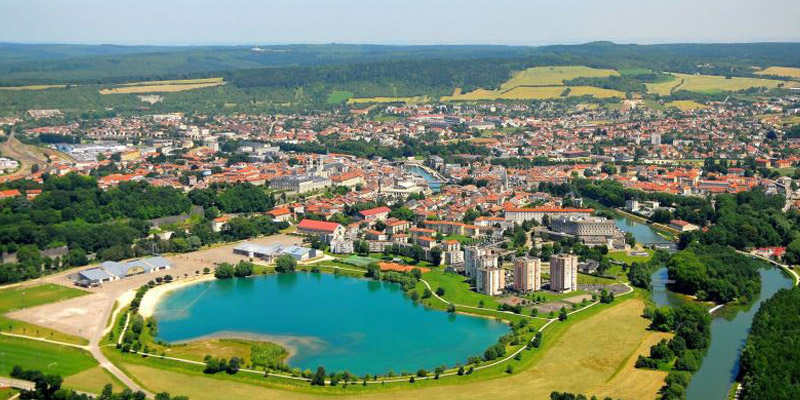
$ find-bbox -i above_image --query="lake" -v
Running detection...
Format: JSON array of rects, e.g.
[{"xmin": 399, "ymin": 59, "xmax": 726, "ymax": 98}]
[
  {"xmin": 650, "ymin": 266, "xmax": 793, "ymax": 399},
  {"xmin": 154, "ymin": 273, "xmax": 509, "ymax": 375}
]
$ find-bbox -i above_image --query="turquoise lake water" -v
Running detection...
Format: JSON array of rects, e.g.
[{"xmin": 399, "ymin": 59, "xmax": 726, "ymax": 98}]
[{"xmin": 154, "ymin": 273, "xmax": 509, "ymax": 375}]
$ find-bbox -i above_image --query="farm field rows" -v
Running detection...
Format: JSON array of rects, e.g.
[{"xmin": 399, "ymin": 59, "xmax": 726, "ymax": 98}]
[
  {"xmin": 647, "ymin": 73, "xmax": 790, "ymax": 95},
  {"xmin": 754, "ymin": 66, "xmax": 800, "ymax": 79}
]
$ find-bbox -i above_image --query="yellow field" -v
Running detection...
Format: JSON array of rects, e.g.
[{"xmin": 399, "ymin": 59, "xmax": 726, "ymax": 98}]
[
  {"xmin": 119, "ymin": 299, "xmax": 665, "ymax": 400},
  {"xmin": 666, "ymin": 100, "xmax": 709, "ymax": 111},
  {"xmin": 100, "ymin": 82, "xmax": 223, "ymax": 94},
  {"xmin": 347, "ymin": 96, "xmax": 429, "ymax": 104},
  {"xmin": 0, "ymin": 84, "xmax": 67, "ymax": 91},
  {"xmin": 63, "ymin": 366, "xmax": 125, "ymax": 393},
  {"xmin": 119, "ymin": 77, "xmax": 223, "ymax": 86},
  {"xmin": 443, "ymin": 85, "xmax": 624, "ymax": 101},
  {"xmin": 648, "ymin": 73, "xmax": 786, "ymax": 95},
  {"xmin": 754, "ymin": 66, "xmax": 800, "ymax": 79},
  {"xmin": 500, "ymin": 66, "xmax": 619, "ymax": 89}
]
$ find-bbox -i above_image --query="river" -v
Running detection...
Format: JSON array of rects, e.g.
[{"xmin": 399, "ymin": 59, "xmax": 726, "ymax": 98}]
[
  {"xmin": 613, "ymin": 214, "xmax": 673, "ymax": 246},
  {"xmin": 650, "ymin": 265, "xmax": 793, "ymax": 399},
  {"xmin": 406, "ymin": 165, "xmax": 443, "ymax": 192}
]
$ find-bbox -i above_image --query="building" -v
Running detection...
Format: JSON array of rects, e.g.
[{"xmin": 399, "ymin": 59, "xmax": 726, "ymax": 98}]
[
  {"xmin": 550, "ymin": 254, "xmax": 578, "ymax": 293},
  {"xmin": 330, "ymin": 238, "xmax": 354, "ymax": 254},
  {"xmin": 476, "ymin": 266, "xmax": 505, "ymax": 296},
  {"xmin": 359, "ymin": 206, "xmax": 391, "ymax": 222},
  {"xmin": 266, "ymin": 207, "xmax": 292, "ymax": 222},
  {"xmin": 504, "ymin": 207, "xmax": 594, "ymax": 224},
  {"xmin": 513, "ymin": 257, "xmax": 541, "ymax": 292},
  {"xmin": 550, "ymin": 216, "xmax": 615, "ymax": 237},
  {"xmin": 270, "ymin": 174, "xmax": 331, "ymax": 194},
  {"xmin": 464, "ymin": 246, "xmax": 495, "ymax": 278},
  {"xmin": 296, "ymin": 219, "xmax": 345, "ymax": 242},
  {"xmin": 232, "ymin": 242, "xmax": 320, "ymax": 262},
  {"xmin": 74, "ymin": 257, "xmax": 171, "ymax": 286},
  {"xmin": 669, "ymin": 219, "xmax": 699, "ymax": 232}
]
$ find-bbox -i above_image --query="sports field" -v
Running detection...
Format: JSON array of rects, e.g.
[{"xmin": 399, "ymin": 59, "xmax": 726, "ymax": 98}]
[
  {"xmin": 754, "ymin": 66, "xmax": 800, "ymax": 79},
  {"xmin": 0, "ymin": 283, "xmax": 90, "ymax": 345}
]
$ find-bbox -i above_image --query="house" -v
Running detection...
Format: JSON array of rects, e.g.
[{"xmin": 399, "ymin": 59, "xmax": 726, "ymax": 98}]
[
  {"xmin": 267, "ymin": 207, "xmax": 292, "ymax": 222},
  {"xmin": 364, "ymin": 229, "xmax": 388, "ymax": 241},
  {"xmin": 416, "ymin": 236, "xmax": 438, "ymax": 249},
  {"xmin": 385, "ymin": 219, "xmax": 411, "ymax": 234},
  {"xmin": 212, "ymin": 216, "xmax": 231, "ymax": 232},
  {"xmin": 669, "ymin": 219, "xmax": 699, "ymax": 232},
  {"xmin": 358, "ymin": 206, "xmax": 391, "ymax": 222},
  {"xmin": 296, "ymin": 219, "xmax": 345, "ymax": 241},
  {"xmin": 0, "ymin": 189, "xmax": 21, "ymax": 200},
  {"xmin": 330, "ymin": 238, "xmax": 354, "ymax": 254}
]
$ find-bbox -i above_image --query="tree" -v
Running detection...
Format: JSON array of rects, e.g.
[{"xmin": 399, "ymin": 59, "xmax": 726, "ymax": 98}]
[
  {"xmin": 558, "ymin": 307, "xmax": 568, "ymax": 321},
  {"xmin": 275, "ymin": 255, "xmax": 297, "ymax": 273},
  {"xmin": 214, "ymin": 263, "xmax": 235, "ymax": 279},
  {"xmin": 311, "ymin": 366, "xmax": 326, "ymax": 386},
  {"xmin": 234, "ymin": 260, "xmax": 254, "ymax": 277}
]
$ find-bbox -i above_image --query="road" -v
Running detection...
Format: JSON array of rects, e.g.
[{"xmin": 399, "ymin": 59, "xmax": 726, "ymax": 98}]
[{"xmin": 0, "ymin": 133, "xmax": 73, "ymax": 181}]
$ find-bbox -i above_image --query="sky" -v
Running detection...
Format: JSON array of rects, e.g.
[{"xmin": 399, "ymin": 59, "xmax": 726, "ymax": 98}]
[{"xmin": 1, "ymin": 0, "xmax": 799, "ymax": 46}]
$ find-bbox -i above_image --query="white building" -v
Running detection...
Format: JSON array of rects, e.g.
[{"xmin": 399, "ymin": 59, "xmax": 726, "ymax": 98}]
[
  {"xmin": 513, "ymin": 257, "xmax": 541, "ymax": 292},
  {"xmin": 504, "ymin": 207, "xmax": 593, "ymax": 224},
  {"xmin": 550, "ymin": 254, "xmax": 578, "ymax": 293},
  {"xmin": 477, "ymin": 266, "xmax": 505, "ymax": 296},
  {"xmin": 464, "ymin": 246, "xmax": 495, "ymax": 278}
]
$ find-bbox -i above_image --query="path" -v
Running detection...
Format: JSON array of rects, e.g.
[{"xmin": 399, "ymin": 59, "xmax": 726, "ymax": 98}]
[{"xmin": 736, "ymin": 250, "xmax": 800, "ymax": 286}]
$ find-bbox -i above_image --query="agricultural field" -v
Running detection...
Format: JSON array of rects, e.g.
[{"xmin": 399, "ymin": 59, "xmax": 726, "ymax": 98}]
[
  {"xmin": 0, "ymin": 84, "xmax": 68, "ymax": 91},
  {"xmin": 754, "ymin": 66, "xmax": 800, "ymax": 79},
  {"xmin": 443, "ymin": 66, "xmax": 624, "ymax": 101},
  {"xmin": 347, "ymin": 95, "xmax": 429, "ymax": 105},
  {"xmin": 327, "ymin": 90, "xmax": 354, "ymax": 104},
  {"xmin": 500, "ymin": 66, "xmax": 619, "ymax": 89},
  {"xmin": 666, "ymin": 100, "xmax": 709, "ymax": 111},
  {"xmin": 647, "ymin": 73, "xmax": 789, "ymax": 95},
  {"xmin": 99, "ymin": 77, "xmax": 224, "ymax": 94}
]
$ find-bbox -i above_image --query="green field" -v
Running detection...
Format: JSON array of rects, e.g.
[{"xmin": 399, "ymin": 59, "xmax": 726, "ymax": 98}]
[
  {"xmin": 647, "ymin": 73, "xmax": 789, "ymax": 95},
  {"xmin": 327, "ymin": 90, "xmax": 354, "ymax": 104},
  {"xmin": 0, "ymin": 283, "xmax": 88, "ymax": 312},
  {"xmin": 607, "ymin": 249, "xmax": 654, "ymax": 265},
  {"xmin": 418, "ymin": 270, "xmax": 500, "ymax": 309},
  {"xmin": 0, "ymin": 335, "xmax": 95, "ymax": 377}
]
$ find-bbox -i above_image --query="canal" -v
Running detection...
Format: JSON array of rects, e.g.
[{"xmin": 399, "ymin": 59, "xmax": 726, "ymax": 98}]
[
  {"xmin": 620, "ymin": 213, "xmax": 794, "ymax": 399},
  {"xmin": 406, "ymin": 164, "xmax": 443, "ymax": 192}
]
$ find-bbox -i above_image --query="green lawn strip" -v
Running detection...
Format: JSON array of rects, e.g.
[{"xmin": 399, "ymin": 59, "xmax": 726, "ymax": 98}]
[
  {"xmin": 418, "ymin": 270, "xmax": 500, "ymax": 309},
  {"xmin": 577, "ymin": 273, "xmax": 619, "ymax": 285},
  {"xmin": 0, "ymin": 283, "xmax": 91, "ymax": 345},
  {"xmin": 607, "ymin": 250, "xmax": 654, "ymax": 265},
  {"xmin": 0, "ymin": 389, "xmax": 18, "ymax": 399},
  {"xmin": 0, "ymin": 335, "xmax": 96, "ymax": 378}
]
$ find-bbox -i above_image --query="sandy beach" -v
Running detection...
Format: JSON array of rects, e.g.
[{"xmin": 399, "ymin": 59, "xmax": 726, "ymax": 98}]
[{"xmin": 139, "ymin": 274, "xmax": 216, "ymax": 318}]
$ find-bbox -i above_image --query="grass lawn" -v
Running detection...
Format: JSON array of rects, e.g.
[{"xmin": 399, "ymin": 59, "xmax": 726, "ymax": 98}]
[
  {"xmin": 0, "ymin": 335, "xmax": 96, "ymax": 377},
  {"xmin": 0, "ymin": 283, "xmax": 89, "ymax": 312},
  {"xmin": 577, "ymin": 273, "xmax": 618, "ymax": 285},
  {"xmin": 417, "ymin": 270, "xmax": 500, "ymax": 309},
  {"xmin": 62, "ymin": 366, "xmax": 126, "ymax": 393},
  {"xmin": 0, "ymin": 389, "xmax": 18, "ymax": 399},
  {"xmin": 608, "ymin": 249, "xmax": 654, "ymax": 265},
  {"xmin": 0, "ymin": 283, "xmax": 90, "ymax": 345}
]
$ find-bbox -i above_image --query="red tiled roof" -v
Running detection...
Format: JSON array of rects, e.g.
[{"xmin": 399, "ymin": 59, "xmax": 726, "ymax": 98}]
[
  {"xmin": 297, "ymin": 219, "xmax": 341, "ymax": 233},
  {"xmin": 360, "ymin": 206, "xmax": 391, "ymax": 217}
]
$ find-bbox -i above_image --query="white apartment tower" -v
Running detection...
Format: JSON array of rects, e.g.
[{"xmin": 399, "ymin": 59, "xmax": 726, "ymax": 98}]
[
  {"xmin": 513, "ymin": 257, "xmax": 541, "ymax": 292},
  {"xmin": 550, "ymin": 254, "xmax": 578, "ymax": 293}
]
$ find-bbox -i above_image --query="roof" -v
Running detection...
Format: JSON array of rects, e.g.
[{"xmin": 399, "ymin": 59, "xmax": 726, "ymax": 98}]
[
  {"xmin": 359, "ymin": 206, "xmax": 391, "ymax": 217},
  {"xmin": 267, "ymin": 207, "xmax": 291, "ymax": 216},
  {"xmin": 506, "ymin": 207, "xmax": 594, "ymax": 213},
  {"xmin": 297, "ymin": 219, "xmax": 342, "ymax": 233}
]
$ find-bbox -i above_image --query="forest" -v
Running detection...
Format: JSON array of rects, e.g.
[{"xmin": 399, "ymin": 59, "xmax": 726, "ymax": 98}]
[
  {"xmin": 739, "ymin": 286, "xmax": 800, "ymax": 400},
  {"xmin": 667, "ymin": 244, "xmax": 762, "ymax": 304}
]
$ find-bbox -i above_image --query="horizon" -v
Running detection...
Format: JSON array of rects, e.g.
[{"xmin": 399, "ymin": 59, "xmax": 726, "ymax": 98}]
[{"xmin": 2, "ymin": 0, "xmax": 799, "ymax": 46}]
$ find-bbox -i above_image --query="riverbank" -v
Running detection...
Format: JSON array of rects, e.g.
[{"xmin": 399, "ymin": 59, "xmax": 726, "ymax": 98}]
[{"xmin": 139, "ymin": 274, "xmax": 216, "ymax": 318}]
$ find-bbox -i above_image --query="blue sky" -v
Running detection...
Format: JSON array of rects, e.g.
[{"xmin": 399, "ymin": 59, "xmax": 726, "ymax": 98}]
[{"xmin": 1, "ymin": 0, "xmax": 798, "ymax": 45}]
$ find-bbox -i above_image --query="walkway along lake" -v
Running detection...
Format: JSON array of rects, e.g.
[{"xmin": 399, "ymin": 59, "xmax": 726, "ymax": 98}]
[{"xmin": 153, "ymin": 273, "xmax": 509, "ymax": 376}]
